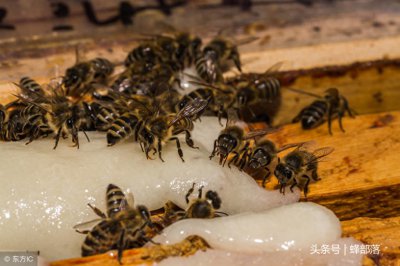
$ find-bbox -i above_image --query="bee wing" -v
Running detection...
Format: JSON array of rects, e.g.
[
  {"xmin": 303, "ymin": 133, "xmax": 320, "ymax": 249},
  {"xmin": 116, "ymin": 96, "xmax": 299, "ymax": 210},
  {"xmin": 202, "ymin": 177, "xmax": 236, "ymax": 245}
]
[
  {"xmin": 277, "ymin": 142, "xmax": 309, "ymax": 153},
  {"xmin": 225, "ymin": 108, "xmax": 241, "ymax": 127},
  {"xmin": 168, "ymin": 98, "xmax": 209, "ymax": 127},
  {"xmin": 73, "ymin": 218, "xmax": 104, "ymax": 231},
  {"xmin": 125, "ymin": 191, "xmax": 135, "ymax": 208},
  {"xmin": 304, "ymin": 147, "xmax": 335, "ymax": 165},
  {"xmin": 264, "ymin": 61, "xmax": 285, "ymax": 76},
  {"xmin": 243, "ymin": 128, "xmax": 280, "ymax": 140}
]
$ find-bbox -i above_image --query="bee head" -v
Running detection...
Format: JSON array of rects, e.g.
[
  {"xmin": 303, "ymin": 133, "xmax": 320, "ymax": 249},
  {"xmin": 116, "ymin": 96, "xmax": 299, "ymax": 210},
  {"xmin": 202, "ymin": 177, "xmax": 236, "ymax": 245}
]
[
  {"xmin": 249, "ymin": 149, "xmax": 271, "ymax": 169},
  {"xmin": 274, "ymin": 163, "xmax": 294, "ymax": 185},
  {"xmin": 205, "ymin": 190, "xmax": 221, "ymax": 210},
  {"xmin": 190, "ymin": 200, "xmax": 213, "ymax": 219},
  {"xmin": 217, "ymin": 133, "xmax": 237, "ymax": 157}
]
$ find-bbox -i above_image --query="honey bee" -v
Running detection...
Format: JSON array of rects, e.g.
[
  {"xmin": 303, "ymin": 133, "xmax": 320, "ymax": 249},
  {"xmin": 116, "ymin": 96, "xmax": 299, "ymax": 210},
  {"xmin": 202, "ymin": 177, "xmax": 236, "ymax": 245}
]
[
  {"xmin": 244, "ymin": 140, "xmax": 306, "ymax": 187},
  {"xmin": 137, "ymin": 97, "xmax": 209, "ymax": 162},
  {"xmin": 14, "ymin": 80, "xmax": 96, "ymax": 148},
  {"xmin": 195, "ymin": 37, "xmax": 241, "ymax": 83},
  {"xmin": 210, "ymin": 110, "xmax": 277, "ymax": 166},
  {"xmin": 180, "ymin": 79, "xmax": 236, "ymax": 125},
  {"xmin": 74, "ymin": 184, "xmax": 155, "ymax": 263},
  {"xmin": 274, "ymin": 145, "xmax": 334, "ymax": 197},
  {"xmin": 225, "ymin": 62, "xmax": 283, "ymax": 124},
  {"xmin": 161, "ymin": 183, "xmax": 225, "ymax": 227},
  {"xmin": 291, "ymin": 87, "xmax": 355, "ymax": 134},
  {"xmin": 124, "ymin": 42, "xmax": 164, "ymax": 68},
  {"xmin": 63, "ymin": 57, "xmax": 114, "ymax": 95}
]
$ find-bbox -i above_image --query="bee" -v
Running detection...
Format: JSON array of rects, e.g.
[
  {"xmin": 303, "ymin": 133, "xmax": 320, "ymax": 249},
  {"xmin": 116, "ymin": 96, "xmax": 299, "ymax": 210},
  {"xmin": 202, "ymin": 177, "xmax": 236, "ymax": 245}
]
[
  {"xmin": 63, "ymin": 57, "xmax": 114, "ymax": 95},
  {"xmin": 244, "ymin": 140, "xmax": 306, "ymax": 187},
  {"xmin": 290, "ymin": 87, "xmax": 356, "ymax": 134},
  {"xmin": 183, "ymin": 183, "xmax": 223, "ymax": 219},
  {"xmin": 137, "ymin": 97, "xmax": 209, "ymax": 162},
  {"xmin": 18, "ymin": 80, "xmax": 97, "ymax": 148},
  {"xmin": 179, "ymin": 79, "xmax": 237, "ymax": 125},
  {"xmin": 106, "ymin": 109, "xmax": 144, "ymax": 146},
  {"xmin": 210, "ymin": 110, "xmax": 277, "ymax": 166},
  {"xmin": 195, "ymin": 37, "xmax": 241, "ymax": 83},
  {"xmin": 74, "ymin": 184, "xmax": 155, "ymax": 263},
  {"xmin": 124, "ymin": 42, "xmax": 163, "ymax": 67},
  {"xmin": 226, "ymin": 62, "xmax": 283, "ymax": 124},
  {"xmin": 161, "ymin": 183, "xmax": 226, "ymax": 227},
  {"xmin": 274, "ymin": 145, "xmax": 334, "ymax": 197}
]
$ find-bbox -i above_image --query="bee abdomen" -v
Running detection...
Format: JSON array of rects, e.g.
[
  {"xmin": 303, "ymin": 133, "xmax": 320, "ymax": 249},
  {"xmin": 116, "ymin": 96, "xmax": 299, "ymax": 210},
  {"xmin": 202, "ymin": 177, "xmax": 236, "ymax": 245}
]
[
  {"xmin": 106, "ymin": 184, "xmax": 127, "ymax": 217},
  {"xmin": 257, "ymin": 78, "xmax": 280, "ymax": 102},
  {"xmin": 301, "ymin": 101, "xmax": 327, "ymax": 129},
  {"xmin": 106, "ymin": 113, "xmax": 139, "ymax": 146},
  {"xmin": 82, "ymin": 222, "xmax": 115, "ymax": 256},
  {"xmin": 91, "ymin": 58, "xmax": 114, "ymax": 79},
  {"xmin": 96, "ymin": 107, "xmax": 117, "ymax": 131},
  {"xmin": 20, "ymin": 77, "xmax": 42, "ymax": 93}
]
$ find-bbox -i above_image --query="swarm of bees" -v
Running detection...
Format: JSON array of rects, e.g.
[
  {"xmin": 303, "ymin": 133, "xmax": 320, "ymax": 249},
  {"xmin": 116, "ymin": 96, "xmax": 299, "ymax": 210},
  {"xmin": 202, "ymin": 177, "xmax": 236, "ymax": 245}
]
[{"xmin": 1, "ymin": 31, "xmax": 355, "ymax": 260}]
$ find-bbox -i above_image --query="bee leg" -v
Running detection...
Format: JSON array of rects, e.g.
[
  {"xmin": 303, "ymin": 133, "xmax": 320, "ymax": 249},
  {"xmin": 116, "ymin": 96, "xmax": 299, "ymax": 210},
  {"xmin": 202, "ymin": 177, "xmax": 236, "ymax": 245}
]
[
  {"xmin": 342, "ymin": 96, "xmax": 356, "ymax": 118},
  {"xmin": 209, "ymin": 140, "xmax": 218, "ymax": 159},
  {"xmin": 171, "ymin": 137, "xmax": 184, "ymax": 162},
  {"xmin": 289, "ymin": 183, "xmax": 297, "ymax": 193},
  {"xmin": 53, "ymin": 127, "xmax": 62, "ymax": 150},
  {"xmin": 311, "ymin": 170, "xmax": 320, "ymax": 181},
  {"xmin": 327, "ymin": 104, "xmax": 334, "ymax": 135},
  {"xmin": 217, "ymin": 105, "xmax": 224, "ymax": 126},
  {"xmin": 87, "ymin": 203, "xmax": 106, "ymax": 219},
  {"xmin": 83, "ymin": 130, "xmax": 90, "ymax": 142},
  {"xmin": 185, "ymin": 130, "xmax": 199, "ymax": 149},
  {"xmin": 279, "ymin": 184, "xmax": 285, "ymax": 195},
  {"xmin": 198, "ymin": 185, "xmax": 204, "ymax": 199},
  {"xmin": 185, "ymin": 183, "xmax": 196, "ymax": 204},
  {"xmin": 139, "ymin": 141, "xmax": 145, "ymax": 152},
  {"xmin": 157, "ymin": 139, "xmax": 165, "ymax": 162},
  {"xmin": 302, "ymin": 175, "xmax": 311, "ymax": 199},
  {"xmin": 117, "ymin": 229, "xmax": 126, "ymax": 265},
  {"xmin": 338, "ymin": 107, "xmax": 346, "ymax": 133},
  {"xmin": 75, "ymin": 229, "xmax": 90, "ymax": 234},
  {"xmin": 227, "ymin": 152, "xmax": 240, "ymax": 168},
  {"xmin": 261, "ymin": 168, "xmax": 271, "ymax": 188}
]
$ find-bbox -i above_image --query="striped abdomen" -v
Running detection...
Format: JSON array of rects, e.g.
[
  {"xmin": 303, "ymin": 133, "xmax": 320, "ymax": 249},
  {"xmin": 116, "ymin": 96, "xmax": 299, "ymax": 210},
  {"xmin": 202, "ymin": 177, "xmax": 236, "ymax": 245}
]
[
  {"xmin": 255, "ymin": 77, "xmax": 281, "ymax": 102},
  {"xmin": 106, "ymin": 184, "xmax": 127, "ymax": 218},
  {"xmin": 20, "ymin": 77, "xmax": 44, "ymax": 94},
  {"xmin": 194, "ymin": 52, "xmax": 221, "ymax": 83},
  {"xmin": 81, "ymin": 220, "xmax": 119, "ymax": 257},
  {"xmin": 124, "ymin": 45, "xmax": 158, "ymax": 67},
  {"xmin": 95, "ymin": 107, "xmax": 118, "ymax": 131},
  {"xmin": 106, "ymin": 112, "xmax": 140, "ymax": 146},
  {"xmin": 301, "ymin": 100, "xmax": 328, "ymax": 129},
  {"xmin": 91, "ymin": 58, "xmax": 114, "ymax": 80}
]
